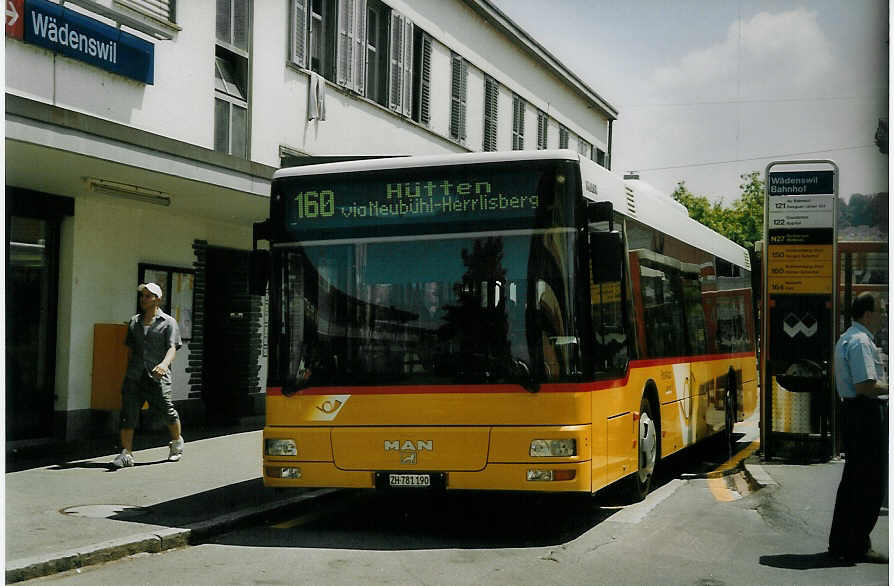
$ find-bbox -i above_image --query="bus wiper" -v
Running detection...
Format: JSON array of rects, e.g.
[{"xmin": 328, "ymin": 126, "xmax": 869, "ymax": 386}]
[{"xmin": 510, "ymin": 359, "xmax": 539, "ymax": 393}]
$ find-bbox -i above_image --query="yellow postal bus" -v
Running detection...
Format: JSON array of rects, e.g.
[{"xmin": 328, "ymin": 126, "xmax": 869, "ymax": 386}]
[{"xmin": 256, "ymin": 150, "xmax": 756, "ymax": 500}]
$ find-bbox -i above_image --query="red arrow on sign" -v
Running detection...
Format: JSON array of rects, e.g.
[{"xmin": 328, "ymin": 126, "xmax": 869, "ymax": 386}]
[{"xmin": 6, "ymin": 0, "xmax": 23, "ymax": 40}]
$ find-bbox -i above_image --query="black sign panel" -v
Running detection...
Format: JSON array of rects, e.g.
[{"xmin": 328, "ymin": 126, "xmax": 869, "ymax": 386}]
[{"xmin": 767, "ymin": 171, "xmax": 834, "ymax": 196}]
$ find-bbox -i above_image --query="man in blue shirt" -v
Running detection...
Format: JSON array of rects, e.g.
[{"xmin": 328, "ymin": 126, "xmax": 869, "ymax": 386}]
[
  {"xmin": 828, "ymin": 292, "xmax": 888, "ymax": 564},
  {"xmin": 111, "ymin": 283, "xmax": 185, "ymax": 468}
]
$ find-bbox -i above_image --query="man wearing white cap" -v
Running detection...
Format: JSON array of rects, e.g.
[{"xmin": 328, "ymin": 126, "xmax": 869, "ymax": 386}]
[{"xmin": 111, "ymin": 282, "xmax": 185, "ymax": 468}]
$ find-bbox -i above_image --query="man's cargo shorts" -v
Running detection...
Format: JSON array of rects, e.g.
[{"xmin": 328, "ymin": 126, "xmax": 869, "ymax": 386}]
[{"xmin": 120, "ymin": 372, "xmax": 179, "ymax": 428}]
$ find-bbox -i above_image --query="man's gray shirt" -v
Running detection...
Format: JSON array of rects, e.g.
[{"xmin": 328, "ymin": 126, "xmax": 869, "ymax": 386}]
[{"xmin": 125, "ymin": 310, "xmax": 182, "ymax": 384}]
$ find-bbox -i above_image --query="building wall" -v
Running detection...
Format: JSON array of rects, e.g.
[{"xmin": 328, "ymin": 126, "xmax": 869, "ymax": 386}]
[
  {"xmin": 5, "ymin": 0, "xmax": 616, "ymax": 440},
  {"xmin": 54, "ymin": 193, "xmax": 252, "ymax": 422}
]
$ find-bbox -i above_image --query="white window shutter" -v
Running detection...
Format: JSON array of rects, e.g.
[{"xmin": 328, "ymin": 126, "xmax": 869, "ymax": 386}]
[
  {"xmin": 292, "ymin": 0, "xmax": 308, "ymax": 68},
  {"xmin": 388, "ymin": 11, "xmax": 405, "ymax": 112},
  {"xmin": 460, "ymin": 59, "xmax": 468, "ymax": 139},
  {"xmin": 352, "ymin": 0, "xmax": 367, "ymax": 94},
  {"xmin": 336, "ymin": 0, "xmax": 354, "ymax": 87},
  {"xmin": 401, "ymin": 19, "xmax": 414, "ymax": 117}
]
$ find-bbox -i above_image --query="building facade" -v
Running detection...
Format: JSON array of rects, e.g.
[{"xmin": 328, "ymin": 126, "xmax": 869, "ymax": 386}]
[{"xmin": 5, "ymin": 0, "xmax": 617, "ymax": 442}]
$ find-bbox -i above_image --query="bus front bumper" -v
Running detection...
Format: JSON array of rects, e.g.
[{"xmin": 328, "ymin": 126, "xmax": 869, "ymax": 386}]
[{"xmin": 263, "ymin": 460, "xmax": 592, "ymax": 492}]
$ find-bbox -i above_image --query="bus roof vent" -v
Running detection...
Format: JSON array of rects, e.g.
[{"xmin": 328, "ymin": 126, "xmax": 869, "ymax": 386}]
[
  {"xmin": 744, "ymin": 251, "xmax": 752, "ymax": 271},
  {"xmin": 625, "ymin": 186, "xmax": 637, "ymax": 215}
]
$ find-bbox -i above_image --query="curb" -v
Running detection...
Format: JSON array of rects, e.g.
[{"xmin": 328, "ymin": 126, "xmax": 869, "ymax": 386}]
[
  {"xmin": 743, "ymin": 462, "xmax": 779, "ymax": 490},
  {"xmin": 5, "ymin": 488, "xmax": 337, "ymax": 583}
]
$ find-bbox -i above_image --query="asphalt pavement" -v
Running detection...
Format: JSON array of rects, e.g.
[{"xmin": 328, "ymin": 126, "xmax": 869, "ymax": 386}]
[{"xmin": 4, "ymin": 419, "xmax": 889, "ymax": 583}]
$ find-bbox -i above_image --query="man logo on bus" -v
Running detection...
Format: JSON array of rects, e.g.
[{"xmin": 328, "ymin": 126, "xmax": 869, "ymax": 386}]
[{"xmin": 385, "ymin": 440, "xmax": 433, "ymax": 452}]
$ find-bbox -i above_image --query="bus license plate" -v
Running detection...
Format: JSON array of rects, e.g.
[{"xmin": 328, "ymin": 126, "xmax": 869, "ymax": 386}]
[{"xmin": 388, "ymin": 473, "xmax": 431, "ymax": 488}]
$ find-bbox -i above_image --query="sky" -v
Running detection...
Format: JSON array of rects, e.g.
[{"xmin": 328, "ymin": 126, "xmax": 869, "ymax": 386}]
[{"xmin": 490, "ymin": 0, "xmax": 889, "ymax": 205}]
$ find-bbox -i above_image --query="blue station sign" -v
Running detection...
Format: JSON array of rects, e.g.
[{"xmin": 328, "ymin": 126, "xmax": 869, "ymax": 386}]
[{"xmin": 23, "ymin": 0, "xmax": 154, "ymax": 85}]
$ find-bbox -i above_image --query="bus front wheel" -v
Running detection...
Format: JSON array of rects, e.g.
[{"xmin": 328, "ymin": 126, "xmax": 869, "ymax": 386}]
[{"xmin": 629, "ymin": 396, "xmax": 658, "ymax": 502}]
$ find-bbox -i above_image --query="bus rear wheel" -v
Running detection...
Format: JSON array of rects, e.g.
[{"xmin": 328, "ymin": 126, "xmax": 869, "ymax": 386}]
[{"xmin": 629, "ymin": 396, "xmax": 658, "ymax": 502}]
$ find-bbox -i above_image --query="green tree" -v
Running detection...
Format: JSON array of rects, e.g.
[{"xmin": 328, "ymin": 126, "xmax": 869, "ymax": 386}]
[{"xmin": 671, "ymin": 172, "xmax": 764, "ymax": 253}]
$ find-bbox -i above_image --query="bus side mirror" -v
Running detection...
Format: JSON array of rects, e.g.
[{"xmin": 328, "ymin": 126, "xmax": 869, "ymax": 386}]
[
  {"xmin": 249, "ymin": 250, "xmax": 270, "ymax": 296},
  {"xmin": 590, "ymin": 231, "xmax": 623, "ymax": 284}
]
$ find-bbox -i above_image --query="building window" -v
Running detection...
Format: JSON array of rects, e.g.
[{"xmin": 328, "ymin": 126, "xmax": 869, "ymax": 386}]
[
  {"xmin": 596, "ymin": 147, "xmax": 606, "ymax": 167},
  {"xmin": 536, "ymin": 110, "xmax": 548, "ymax": 150},
  {"xmin": 578, "ymin": 137, "xmax": 591, "ymax": 159},
  {"xmin": 215, "ymin": 0, "xmax": 250, "ymax": 158},
  {"xmin": 512, "ymin": 94, "xmax": 525, "ymax": 150},
  {"xmin": 309, "ymin": 0, "xmax": 336, "ymax": 78},
  {"xmin": 288, "ymin": 0, "xmax": 335, "ymax": 78},
  {"xmin": 365, "ymin": 0, "xmax": 388, "ymax": 105},
  {"xmin": 482, "ymin": 75, "xmax": 499, "ymax": 151},
  {"xmin": 450, "ymin": 53, "xmax": 468, "ymax": 142},
  {"xmin": 559, "ymin": 125, "xmax": 569, "ymax": 149},
  {"xmin": 413, "ymin": 29, "xmax": 432, "ymax": 125},
  {"xmin": 216, "ymin": 0, "xmax": 249, "ymax": 51}
]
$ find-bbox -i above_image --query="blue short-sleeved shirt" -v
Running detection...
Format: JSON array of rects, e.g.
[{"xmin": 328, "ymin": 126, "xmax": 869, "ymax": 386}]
[
  {"xmin": 125, "ymin": 310, "xmax": 182, "ymax": 384},
  {"xmin": 834, "ymin": 321, "xmax": 886, "ymax": 399}
]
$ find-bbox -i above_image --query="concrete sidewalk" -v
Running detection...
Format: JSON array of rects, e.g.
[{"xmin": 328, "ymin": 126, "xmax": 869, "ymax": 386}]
[
  {"xmin": 5, "ymin": 430, "xmax": 335, "ymax": 583},
  {"xmin": 5, "ymin": 426, "xmax": 888, "ymax": 583}
]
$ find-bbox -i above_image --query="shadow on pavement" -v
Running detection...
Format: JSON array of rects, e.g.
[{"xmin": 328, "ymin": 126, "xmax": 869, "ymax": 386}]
[
  {"xmin": 48, "ymin": 458, "xmax": 171, "ymax": 472},
  {"xmin": 211, "ymin": 490, "xmax": 621, "ymax": 551},
  {"xmin": 102, "ymin": 478, "xmax": 288, "ymax": 529},
  {"xmin": 6, "ymin": 419, "xmax": 263, "ymax": 472},
  {"xmin": 759, "ymin": 552, "xmax": 856, "ymax": 569}
]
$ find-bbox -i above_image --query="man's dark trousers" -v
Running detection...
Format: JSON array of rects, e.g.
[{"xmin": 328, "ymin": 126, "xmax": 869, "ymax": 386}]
[{"xmin": 829, "ymin": 396, "xmax": 888, "ymax": 558}]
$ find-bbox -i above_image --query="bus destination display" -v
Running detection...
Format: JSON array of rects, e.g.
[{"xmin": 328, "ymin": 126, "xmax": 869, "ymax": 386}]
[{"xmin": 281, "ymin": 167, "xmax": 554, "ymax": 233}]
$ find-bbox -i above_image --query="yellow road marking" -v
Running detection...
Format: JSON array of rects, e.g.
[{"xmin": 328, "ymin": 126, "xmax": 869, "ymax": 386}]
[
  {"xmin": 707, "ymin": 441, "xmax": 760, "ymax": 502},
  {"xmin": 272, "ymin": 511, "xmax": 324, "ymax": 529}
]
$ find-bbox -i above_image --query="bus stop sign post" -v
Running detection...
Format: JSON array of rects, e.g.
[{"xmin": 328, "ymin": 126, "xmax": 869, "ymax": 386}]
[{"xmin": 761, "ymin": 160, "xmax": 839, "ymax": 461}]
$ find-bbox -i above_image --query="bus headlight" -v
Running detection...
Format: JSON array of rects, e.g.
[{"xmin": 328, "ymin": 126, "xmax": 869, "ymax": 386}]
[
  {"xmin": 265, "ymin": 439, "xmax": 297, "ymax": 456},
  {"xmin": 530, "ymin": 439, "xmax": 577, "ymax": 457}
]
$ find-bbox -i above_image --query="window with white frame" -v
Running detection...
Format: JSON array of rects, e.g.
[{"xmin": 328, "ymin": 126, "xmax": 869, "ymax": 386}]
[
  {"xmin": 559, "ymin": 125, "xmax": 569, "ymax": 149},
  {"xmin": 536, "ymin": 110, "xmax": 548, "ymax": 150},
  {"xmin": 482, "ymin": 75, "xmax": 499, "ymax": 151},
  {"xmin": 290, "ymin": 1, "xmax": 418, "ymax": 117},
  {"xmin": 596, "ymin": 147, "xmax": 606, "ymax": 167},
  {"xmin": 290, "ymin": 0, "xmax": 336, "ymax": 79},
  {"xmin": 215, "ymin": 0, "xmax": 250, "ymax": 158},
  {"xmin": 412, "ymin": 28, "xmax": 432, "ymax": 125},
  {"xmin": 578, "ymin": 137, "xmax": 591, "ymax": 158},
  {"xmin": 450, "ymin": 53, "xmax": 468, "ymax": 141},
  {"xmin": 512, "ymin": 94, "xmax": 525, "ymax": 150}
]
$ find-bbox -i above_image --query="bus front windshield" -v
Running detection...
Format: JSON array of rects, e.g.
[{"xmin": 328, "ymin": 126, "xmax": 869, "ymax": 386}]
[{"xmin": 273, "ymin": 229, "xmax": 579, "ymax": 389}]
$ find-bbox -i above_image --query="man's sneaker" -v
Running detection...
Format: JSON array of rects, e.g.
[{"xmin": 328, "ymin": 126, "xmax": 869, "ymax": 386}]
[
  {"xmin": 111, "ymin": 450, "xmax": 134, "ymax": 469},
  {"xmin": 168, "ymin": 437, "xmax": 184, "ymax": 462}
]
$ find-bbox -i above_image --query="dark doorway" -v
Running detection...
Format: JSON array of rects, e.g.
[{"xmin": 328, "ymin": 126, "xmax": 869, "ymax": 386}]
[
  {"xmin": 201, "ymin": 246, "xmax": 260, "ymax": 423},
  {"xmin": 6, "ymin": 190, "xmax": 71, "ymax": 441}
]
